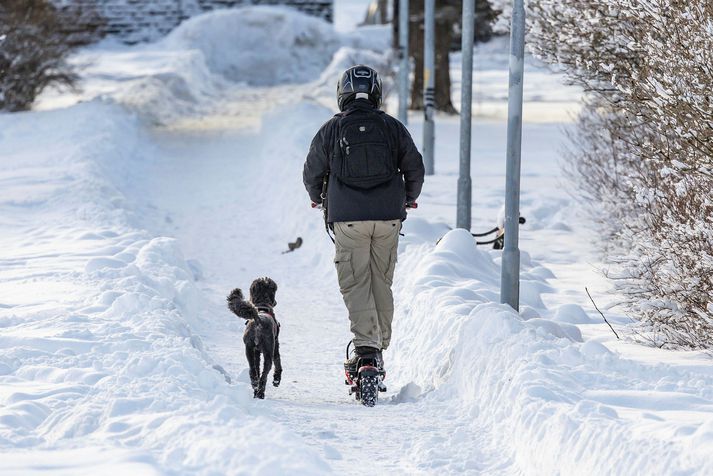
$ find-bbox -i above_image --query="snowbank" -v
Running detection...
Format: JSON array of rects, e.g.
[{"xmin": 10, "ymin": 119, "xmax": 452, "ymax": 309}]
[
  {"xmin": 113, "ymin": 49, "xmax": 228, "ymax": 125},
  {"xmin": 390, "ymin": 227, "xmax": 713, "ymax": 474},
  {"xmin": 0, "ymin": 102, "xmax": 328, "ymax": 474},
  {"xmin": 162, "ymin": 7, "xmax": 341, "ymax": 86},
  {"xmin": 39, "ymin": 7, "xmax": 393, "ymax": 125}
]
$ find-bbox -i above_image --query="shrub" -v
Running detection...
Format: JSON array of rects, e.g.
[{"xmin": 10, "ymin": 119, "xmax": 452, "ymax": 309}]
[
  {"xmin": 529, "ymin": 0, "xmax": 713, "ymax": 347},
  {"xmin": 0, "ymin": 0, "xmax": 104, "ymax": 112}
]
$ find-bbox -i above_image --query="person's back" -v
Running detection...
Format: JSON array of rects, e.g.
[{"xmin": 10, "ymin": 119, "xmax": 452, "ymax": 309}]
[
  {"xmin": 303, "ymin": 100, "xmax": 424, "ymax": 223},
  {"xmin": 302, "ymin": 64, "xmax": 424, "ymax": 378}
]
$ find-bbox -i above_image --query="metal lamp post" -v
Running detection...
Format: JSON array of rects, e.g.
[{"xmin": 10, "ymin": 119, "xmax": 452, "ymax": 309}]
[
  {"xmin": 500, "ymin": 0, "xmax": 526, "ymax": 311},
  {"xmin": 398, "ymin": 0, "xmax": 409, "ymax": 124},
  {"xmin": 457, "ymin": 0, "xmax": 475, "ymax": 230},
  {"xmin": 423, "ymin": 0, "xmax": 435, "ymax": 175}
]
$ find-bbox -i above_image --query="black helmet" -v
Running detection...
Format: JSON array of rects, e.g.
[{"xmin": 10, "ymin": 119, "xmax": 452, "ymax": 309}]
[{"xmin": 336, "ymin": 65, "xmax": 382, "ymax": 111}]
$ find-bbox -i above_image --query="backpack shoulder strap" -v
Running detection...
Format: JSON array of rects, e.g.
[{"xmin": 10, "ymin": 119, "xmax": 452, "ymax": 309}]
[
  {"xmin": 375, "ymin": 111, "xmax": 398, "ymax": 166},
  {"xmin": 326, "ymin": 112, "xmax": 346, "ymax": 173}
]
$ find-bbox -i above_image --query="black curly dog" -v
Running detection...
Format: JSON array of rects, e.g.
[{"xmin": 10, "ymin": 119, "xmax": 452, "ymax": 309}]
[{"xmin": 227, "ymin": 277, "xmax": 282, "ymax": 399}]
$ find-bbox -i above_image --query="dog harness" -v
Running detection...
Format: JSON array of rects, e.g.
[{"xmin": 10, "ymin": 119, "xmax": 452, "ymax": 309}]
[{"xmin": 256, "ymin": 305, "xmax": 279, "ymax": 337}]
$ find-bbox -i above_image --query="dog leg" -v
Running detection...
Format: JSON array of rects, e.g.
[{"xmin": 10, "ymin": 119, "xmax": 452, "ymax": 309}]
[
  {"xmin": 272, "ymin": 337, "xmax": 282, "ymax": 387},
  {"xmin": 257, "ymin": 347, "xmax": 273, "ymax": 399},
  {"xmin": 245, "ymin": 345, "xmax": 259, "ymax": 392},
  {"xmin": 252, "ymin": 349, "xmax": 262, "ymax": 397}
]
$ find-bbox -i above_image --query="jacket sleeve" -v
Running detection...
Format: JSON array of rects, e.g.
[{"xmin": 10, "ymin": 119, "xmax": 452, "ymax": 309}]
[
  {"xmin": 303, "ymin": 120, "xmax": 333, "ymax": 204},
  {"xmin": 396, "ymin": 121, "xmax": 425, "ymax": 202}
]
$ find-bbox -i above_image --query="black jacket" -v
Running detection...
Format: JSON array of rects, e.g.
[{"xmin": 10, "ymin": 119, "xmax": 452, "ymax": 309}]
[{"xmin": 303, "ymin": 100, "xmax": 425, "ymax": 223}]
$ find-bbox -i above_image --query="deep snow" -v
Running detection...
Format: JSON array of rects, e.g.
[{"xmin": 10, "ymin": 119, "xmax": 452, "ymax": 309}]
[{"xmin": 3, "ymin": 5, "xmax": 713, "ymax": 475}]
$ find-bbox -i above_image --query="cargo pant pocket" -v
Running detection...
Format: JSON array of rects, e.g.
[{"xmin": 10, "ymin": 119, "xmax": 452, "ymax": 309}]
[
  {"xmin": 380, "ymin": 220, "xmax": 400, "ymax": 285},
  {"xmin": 385, "ymin": 248, "xmax": 398, "ymax": 285},
  {"xmin": 334, "ymin": 251, "xmax": 355, "ymax": 290}
]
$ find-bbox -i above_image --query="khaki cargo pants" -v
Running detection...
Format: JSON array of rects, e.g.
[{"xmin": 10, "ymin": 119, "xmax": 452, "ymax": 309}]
[{"xmin": 333, "ymin": 220, "xmax": 400, "ymax": 350}]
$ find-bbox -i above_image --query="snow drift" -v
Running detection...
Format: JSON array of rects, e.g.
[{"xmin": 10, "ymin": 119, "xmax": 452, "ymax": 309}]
[
  {"xmin": 389, "ymin": 227, "xmax": 713, "ymax": 474},
  {"xmin": 0, "ymin": 102, "xmax": 328, "ymax": 474},
  {"xmin": 162, "ymin": 7, "xmax": 341, "ymax": 86},
  {"xmin": 40, "ymin": 7, "xmax": 393, "ymax": 125}
]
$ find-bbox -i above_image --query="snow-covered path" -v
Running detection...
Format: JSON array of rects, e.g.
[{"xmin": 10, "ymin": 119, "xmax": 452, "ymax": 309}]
[
  {"xmin": 5, "ymin": 7, "xmax": 713, "ymax": 475},
  {"xmin": 128, "ymin": 90, "xmax": 516, "ymax": 473}
]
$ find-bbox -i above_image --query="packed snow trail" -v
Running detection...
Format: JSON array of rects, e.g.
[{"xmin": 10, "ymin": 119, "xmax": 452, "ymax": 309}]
[{"xmin": 129, "ymin": 92, "xmax": 517, "ymax": 473}]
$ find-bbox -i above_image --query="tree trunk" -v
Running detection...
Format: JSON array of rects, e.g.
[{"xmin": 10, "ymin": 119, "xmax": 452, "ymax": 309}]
[
  {"xmin": 378, "ymin": 0, "xmax": 389, "ymax": 23},
  {"xmin": 409, "ymin": 0, "xmax": 425, "ymax": 109},
  {"xmin": 408, "ymin": 0, "xmax": 458, "ymax": 113},
  {"xmin": 392, "ymin": 0, "xmax": 399, "ymax": 50},
  {"xmin": 435, "ymin": 5, "xmax": 457, "ymax": 113}
]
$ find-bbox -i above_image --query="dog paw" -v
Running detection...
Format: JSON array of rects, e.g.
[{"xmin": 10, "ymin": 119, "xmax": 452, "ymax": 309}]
[{"xmin": 273, "ymin": 379, "xmax": 281, "ymax": 387}]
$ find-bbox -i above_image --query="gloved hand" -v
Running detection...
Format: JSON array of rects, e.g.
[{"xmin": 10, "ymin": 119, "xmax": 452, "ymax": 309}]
[
  {"xmin": 405, "ymin": 201, "xmax": 418, "ymax": 209},
  {"xmin": 311, "ymin": 201, "xmax": 324, "ymax": 210}
]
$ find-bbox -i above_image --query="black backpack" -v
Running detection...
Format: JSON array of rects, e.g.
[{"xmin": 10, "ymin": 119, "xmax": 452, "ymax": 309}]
[{"xmin": 331, "ymin": 109, "xmax": 397, "ymax": 189}]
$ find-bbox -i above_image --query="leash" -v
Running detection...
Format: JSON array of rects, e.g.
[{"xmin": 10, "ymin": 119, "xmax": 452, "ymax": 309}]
[
  {"xmin": 475, "ymin": 235, "xmax": 502, "ymax": 246},
  {"xmin": 471, "ymin": 226, "xmax": 499, "ymax": 237},
  {"xmin": 470, "ymin": 217, "xmax": 526, "ymax": 245},
  {"xmin": 436, "ymin": 217, "xmax": 526, "ymax": 248}
]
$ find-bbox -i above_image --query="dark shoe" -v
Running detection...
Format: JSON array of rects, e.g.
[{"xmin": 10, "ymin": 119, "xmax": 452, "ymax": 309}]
[
  {"xmin": 354, "ymin": 346, "xmax": 384, "ymax": 371},
  {"xmin": 344, "ymin": 346, "xmax": 376, "ymax": 371},
  {"xmin": 355, "ymin": 346, "xmax": 380, "ymax": 356},
  {"xmin": 344, "ymin": 353, "xmax": 360, "ymax": 373},
  {"xmin": 360, "ymin": 347, "xmax": 384, "ymax": 372}
]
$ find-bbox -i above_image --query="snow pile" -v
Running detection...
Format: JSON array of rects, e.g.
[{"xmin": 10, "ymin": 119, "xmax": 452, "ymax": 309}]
[
  {"xmin": 39, "ymin": 7, "xmax": 392, "ymax": 125},
  {"xmin": 112, "ymin": 49, "xmax": 228, "ymax": 125},
  {"xmin": 37, "ymin": 47, "xmax": 230, "ymax": 125},
  {"xmin": 389, "ymin": 228, "xmax": 713, "ymax": 474},
  {"xmin": 0, "ymin": 103, "xmax": 328, "ymax": 474},
  {"xmin": 162, "ymin": 7, "xmax": 341, "ymax": 86}
]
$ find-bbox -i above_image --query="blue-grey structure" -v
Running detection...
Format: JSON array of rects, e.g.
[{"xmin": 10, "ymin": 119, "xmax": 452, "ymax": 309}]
[{"xmin": 54, "ymin": 0, "xmax": 333, "ymax": 44}]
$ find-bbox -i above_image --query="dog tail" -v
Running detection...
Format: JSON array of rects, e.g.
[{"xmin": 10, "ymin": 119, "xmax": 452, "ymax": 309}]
[{"xmin": 227, "ymin": 288, "xmax": 258, "ymax": 320}]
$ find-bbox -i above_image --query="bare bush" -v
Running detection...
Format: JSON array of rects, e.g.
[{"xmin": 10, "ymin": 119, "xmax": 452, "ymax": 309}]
[
  {"xmin": 560, "ymin": 99, "xmax": 649, "ymax": 244},
  {"xmin": 529, "ymin": 0, "xmax": 713, "ymax": 347},
  {"xmin": 0, "ymin": 0, "xmax": 104, "ymax": 112}
]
